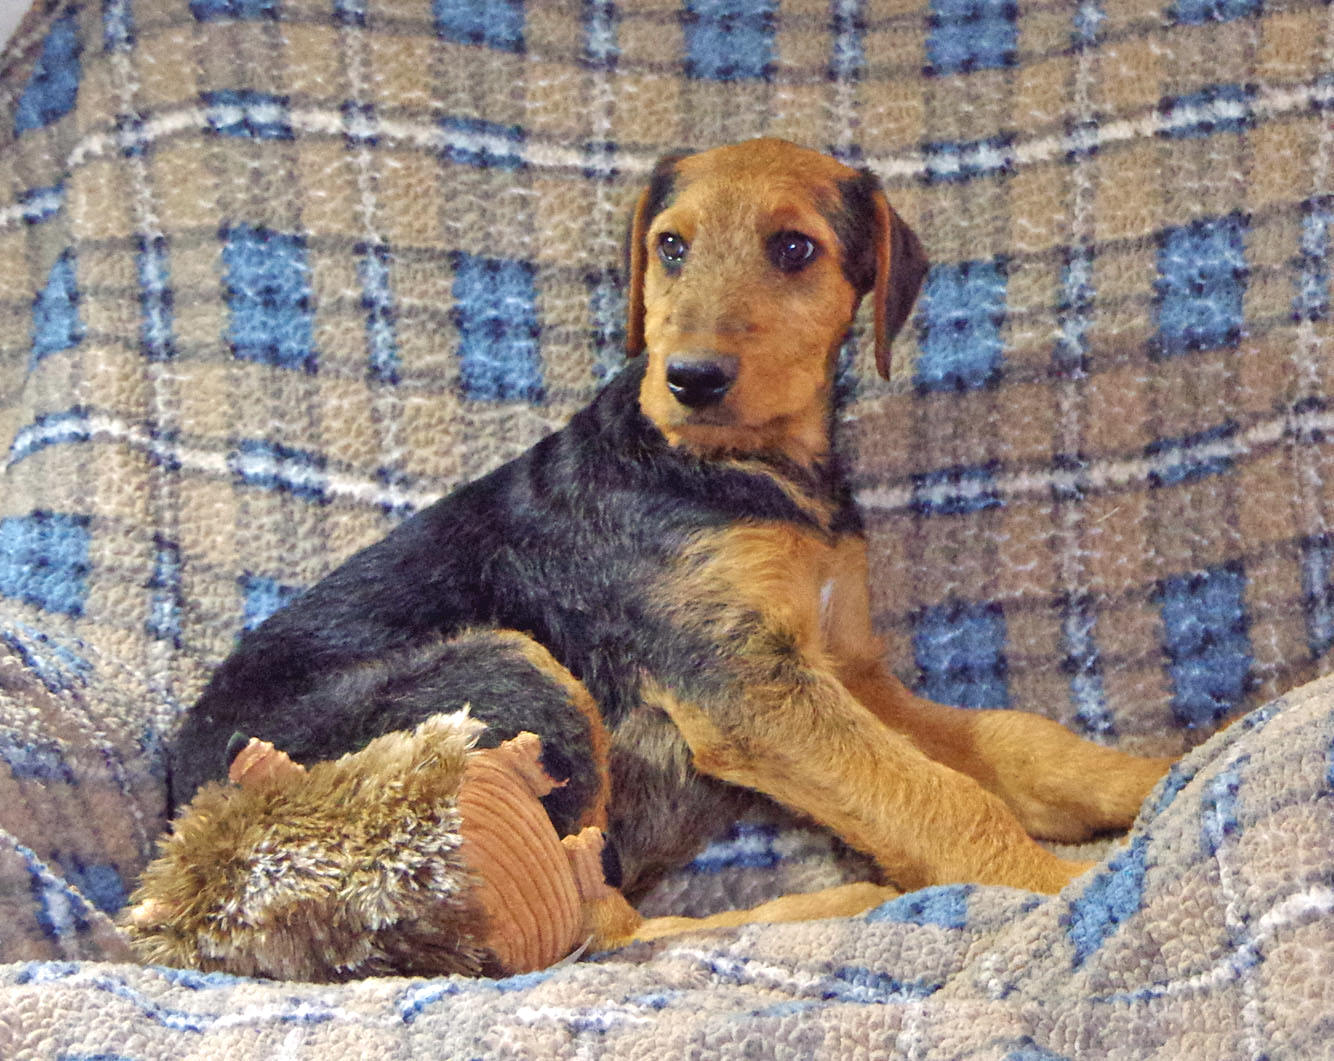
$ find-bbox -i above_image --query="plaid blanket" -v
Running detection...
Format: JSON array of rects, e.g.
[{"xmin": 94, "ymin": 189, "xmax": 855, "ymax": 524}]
[{"xmin": 0, "ymin": 0, "xmax": 1331, "ymax": 1055}]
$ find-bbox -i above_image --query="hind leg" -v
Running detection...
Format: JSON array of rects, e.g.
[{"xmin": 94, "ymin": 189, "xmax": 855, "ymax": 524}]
[
  {"xmin": 625, "ymin": 882, "xmax": 901, "ymax": 944},
  {"xmin": 341, "ymin": 627, "xmax": 613, "ymax": 838},
  {"xmin": 171, "ymin": 627, "xmax": 611, "ymax": 838}
]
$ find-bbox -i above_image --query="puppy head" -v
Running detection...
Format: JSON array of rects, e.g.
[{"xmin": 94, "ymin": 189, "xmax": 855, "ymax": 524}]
[{"xmin": 625, "ymin": 138, "xmax": 927, "ymax": 464}]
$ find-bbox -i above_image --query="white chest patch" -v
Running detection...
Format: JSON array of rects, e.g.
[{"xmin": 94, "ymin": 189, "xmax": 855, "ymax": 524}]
[{"xmin": 819, "ymin": 578, "xmax": 836, "ymax": 632}]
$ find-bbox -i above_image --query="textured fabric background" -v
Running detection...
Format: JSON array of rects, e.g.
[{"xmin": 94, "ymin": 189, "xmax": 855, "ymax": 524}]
[{"xmin": 0, "ymin": 0, "xmax": 1331, "ymax": 1056}]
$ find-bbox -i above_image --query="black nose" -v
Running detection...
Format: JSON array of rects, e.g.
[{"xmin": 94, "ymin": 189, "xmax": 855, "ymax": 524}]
[{"xmin": 665, "ymin": 355, "xmax": 738, "ymax": 409}]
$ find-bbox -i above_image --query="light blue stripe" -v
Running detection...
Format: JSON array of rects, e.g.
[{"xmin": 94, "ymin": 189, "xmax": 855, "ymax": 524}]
[
  {"xmin": 102, "ymin": 0, "xmax": 134, "ymax": 52},
  {"xmin": 1056, "ymin": 248, "xmax": 1094, "ymax": 369},
  {"xmin": 1296, "ymin": 203, "xmax": 1331, "ymax": 321},
  {"xmin": 1062, "ymin": 600, "xmax": 1114, "ymax": 736},
  {"xmin": 584, "ymin": 0, "xmax": 617, "ymax": 64},
  {"xmin": 1200, "ymin": 759, "xmax": 1247, "ymax": 856},
  {"xmin": 359, "ymin": 246, "xmax": 399, "ymax": 383},
  {"xmin": 1067, "ymin": 834, "xmax": 1149, "ymax": 965},
  {"xmin": 137, "ymin": 236, "xmax": 175, "ymax": 360},
  {"xmin": 1073, "ymin": 0, "xmax": 1104, "ymax": 44},
  {"xmin": 830, "ymin": 0, "xmax": 865, "ymax": 80}
]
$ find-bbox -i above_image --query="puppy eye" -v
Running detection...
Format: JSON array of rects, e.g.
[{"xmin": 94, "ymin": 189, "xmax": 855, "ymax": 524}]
[
  {"xmin": 768, "ymin": 231, "xmax": 818, "ymax": 273},
  {"xmin": 657, "ymin": 232, "xmax": 688, "ymax": 266}
]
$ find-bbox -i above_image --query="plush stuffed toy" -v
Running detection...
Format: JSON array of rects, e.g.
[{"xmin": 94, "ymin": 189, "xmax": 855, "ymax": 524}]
[{"xmin": 124, "ymin": 712, "xmax": 640, "ymax": 981}]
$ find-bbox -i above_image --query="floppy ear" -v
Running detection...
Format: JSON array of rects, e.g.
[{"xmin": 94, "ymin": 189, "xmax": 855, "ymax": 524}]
[
  {"xmin": 868, "ymin": 189, "xmax": 928, "ymax": 379},
  {"xmin": 625, "ymin": 154, "xmax": 685, "ymax": 357},
  {"xmin": 625, "ymin": 184, "xmax": 652, "ymax": 357}
]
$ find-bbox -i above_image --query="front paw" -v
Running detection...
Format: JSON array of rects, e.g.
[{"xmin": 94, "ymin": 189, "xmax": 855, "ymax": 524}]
[{"xmin": 1020, "ymin": 753, "xmax": 1176, "ymax": 842}]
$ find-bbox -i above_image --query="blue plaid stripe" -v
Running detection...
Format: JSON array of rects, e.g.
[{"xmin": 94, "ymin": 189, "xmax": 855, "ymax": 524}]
[
  {"xmin": 359, "ymin": 243, "xmax": 400, "ymax": 384},
  {"xmin": 452, "ymin": 253, "xmax": 544, "ymax": 402},
  {"xmin": 0, "ymin": 627, "xmax": 93, "ymax": 693},
  {"xmin": 1146, "ymin": 422, "xmax": 1238, "ymax": 487},
  {"xmin": 222, "ymin": 225, "xmax": 318, "ymax": 372},
  {"xmin": 0, "ymin": 731, "xmax": 72, "ymax": 782},
  {"xmin": 0, "ymin": 513, "xmax": 92, "ymax": 618},
  {"xmin": 1200, "ymin": 757, "xmax": 1246, "ymax": 857},
  {"xmin": 922, "ymin": 134, "xmax": 1015, "ymax": 185},
  {"xmin": 18, "ymin": 184, "xmax": 64, "ymax": 225},
  {"xmin": 586, "ymin": 269, "xmax": 627, "ymax": 381},
  {"xmin": 31, "ymin": 251, "xmax": 83, "ymax": 367},
  {"xmin": 190, "ymin": 0, "xmax": 278, "ymax": 21},
  {"xmin": 7, "ymin": 408, "xmax": 93, "ymax": 465},
  {"xmin": 14, "ymin": 11, "xmax": 82, "ymax": 134},
  {"xmin": 24, "ymin": 843, "xmax": 96, "ymax": 942},
  {"xmin": 102, "ymin": 0, "xmax": 135, "ymax": 52},
  {"xmin": 683, "ymin": 0, "xmax": 776, "ymax": 81},
  {"xmin": 1168, "ymin": 0, "xmax": 1261, "ymax": 26},
  {"xmin": 1072, "ymin": 0, "xmax": 1104, "ymax": 45},
  {"xmin": 1158, "ymin": 84, "xmax": 1254, "ymax": 140},
  {"xmin": 1055, "ymin": 247, "xmax": 1095, "ymax": 372},
  {"xmin": 1060, "ymin": 592, "xmax": 1114, "ymax": 737},
  {"xmin": 240, "ymin": 573, "xmax": 302, "ymax": 631},
  {"xmin": 866, "ymin": 885, "xmax": 972, "ymax": 928},
  {"xmin": 926, "ymin": 0, "xmax": 1017, "ymax": 77},
  {"xmin": 1302, "ymin": 535, "xmax": 1334, "ymax": 660},
  {"xmin": 136, "ymin": 235, "xmax": 176, "ymax": 362},
  {"xmin": 1067, "ymin": 835, "xmax": 1149, "ymax": 966},
  {"xmin": 333, "ymin": 0, "xmax": 367, "ymax": 27},
  {"xmin": 62, "ymin": 860, "xmax": 128, "ymax": 916},
  {"xmin": 584, "ymin": 1, "xmax": 619, "ymax": 67},
  {"xmin": 687, "ymin": 822, "xmax": 781, "ymax": 872},
  {"xmin": 112, "ymin": 112, "xmax": 150, "ymax": 160},
  {"xmin": 829, "ymin": 0, "xmax": 866, "ymax": 81},
  {"xmin": 1295, "ymin": 199, "xmax": 1331, "ymax": 323},
  {"xmin": 913, "ymin": 600, "xmax": 1010, "ymax": 709},
  {"xmin": 230, "ymin": 440, "xmax": 328, "ymax": 503},
  {"xmin": 1154, "ymin": 214, "xmax": 1249, "ymax": 357},
  {"xmin": 145, "ymin": 535, "xmax": 183, "ymax": 647},
  {"xmin": 998, "ymin": 1045, "xmax": 1073, "ymax": 1061},
  {"xmin": 434, "ymin": 0, "xmax": 525, "ymax": 52},
  {"xmin": 911, "ymin": 463, "xmax": 1003, "ymax": 517},
  {"xmin": 1158, "ymin": 564, "xmax": 1254, "ymax": 728},
  {"xmin": 341, "ymin": 100, "xmax": 382, "ymax": 151},
  {"xmin": 440, "ymin": 117, "xmax": 526, "ymax": 171},
  {"xmin": 916, "ymin": 258, "xmax": 1007, "ymax": 392}
]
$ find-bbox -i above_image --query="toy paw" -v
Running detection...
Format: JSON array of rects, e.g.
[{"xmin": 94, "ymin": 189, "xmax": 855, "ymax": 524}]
[{"xmin": 124, "ymin": 712, "xmax": 614, "ymax": 981}]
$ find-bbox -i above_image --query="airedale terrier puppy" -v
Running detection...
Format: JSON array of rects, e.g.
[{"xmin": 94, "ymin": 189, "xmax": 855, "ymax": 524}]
[{"xmin": 166, "ymin": 138, "xmax": 1172, "ymax": 945}]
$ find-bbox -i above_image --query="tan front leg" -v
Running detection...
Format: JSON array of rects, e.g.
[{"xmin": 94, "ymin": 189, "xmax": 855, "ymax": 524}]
[
  {"xmin": 643, "ymin": 677, "xmax": 1092, "ymax": 894},
  {"xmin": 823, "ymin": 538, "xmax": 1173, "ymax": 841},
  {"xmin": 843, "ymin": 664, "xmax": 1173, "ymax": 841}
]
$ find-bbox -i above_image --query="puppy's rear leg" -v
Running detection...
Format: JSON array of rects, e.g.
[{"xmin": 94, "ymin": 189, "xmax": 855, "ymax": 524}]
[{"xmin": 628, "ymin": 882, "xmax": 900, "ymax": 944}]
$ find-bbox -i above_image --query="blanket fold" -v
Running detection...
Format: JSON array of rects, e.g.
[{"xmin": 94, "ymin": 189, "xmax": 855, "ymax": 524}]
[{"xmin": 0, "ymin": 666, "xmax": 1331, "ymax": 1056}]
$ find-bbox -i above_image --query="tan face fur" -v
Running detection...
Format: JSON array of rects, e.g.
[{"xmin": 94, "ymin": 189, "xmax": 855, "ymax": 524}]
[{"xmin": 634, "ymin": 140, "xmax": 871, "ymax": 469}]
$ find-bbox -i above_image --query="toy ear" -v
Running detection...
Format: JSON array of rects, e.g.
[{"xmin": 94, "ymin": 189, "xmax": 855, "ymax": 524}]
[
  {"xmin": 868, "ymin": 188, "xmax": 928, "ymax": 380},
  {"xmin": 625, "ymin": 154, "xmax": 686, "ymax": 357}
]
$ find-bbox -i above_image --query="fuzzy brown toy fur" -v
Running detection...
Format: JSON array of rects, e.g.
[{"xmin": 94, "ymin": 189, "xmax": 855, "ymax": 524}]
[{"xmin": 125, "ymin": 712, "xmax": 623, "ymax": 981}]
